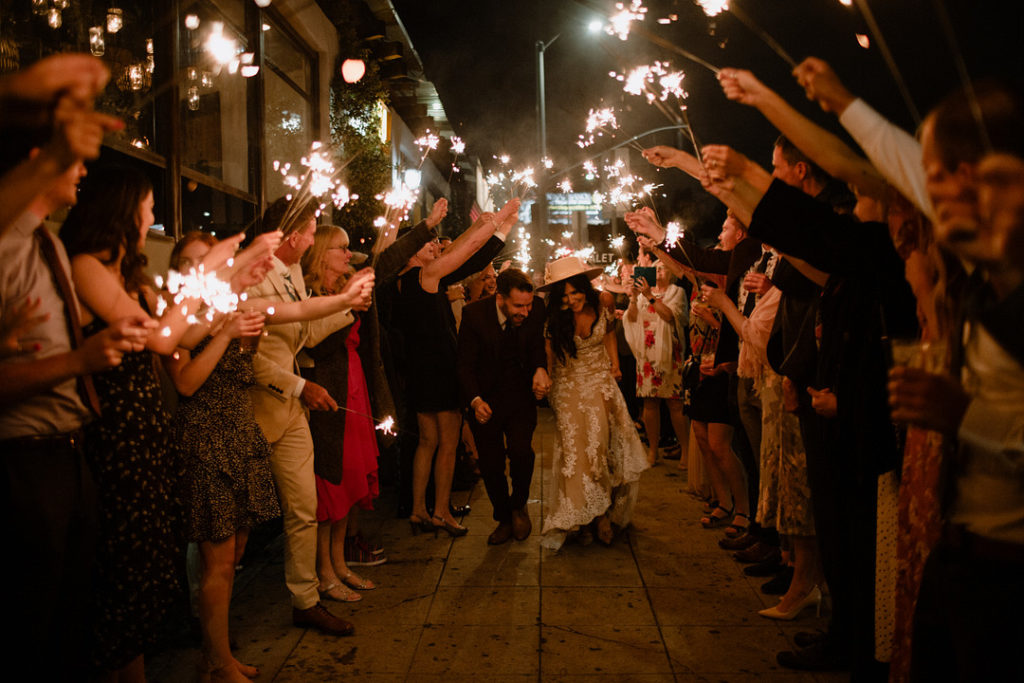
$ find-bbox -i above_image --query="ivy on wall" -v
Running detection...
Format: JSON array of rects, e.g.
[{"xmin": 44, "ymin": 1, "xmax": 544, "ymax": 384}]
[{"xmin": 327, "ymin": 9, "xmax": 392, "ymax": 252}]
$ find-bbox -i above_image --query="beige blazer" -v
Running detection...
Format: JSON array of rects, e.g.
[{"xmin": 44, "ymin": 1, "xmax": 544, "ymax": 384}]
[{"xmin": 247, "ymin": 259, "xmax": 352, "ymax": 443}]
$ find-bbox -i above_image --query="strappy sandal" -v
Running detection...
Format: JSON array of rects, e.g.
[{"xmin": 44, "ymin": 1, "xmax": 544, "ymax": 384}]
[
  {"xmin": 319, "ymin": 581, "xmax": 362, "ymax": 602},
  {"xmin": 700, "ymin": 506, "xmax": 732, "ymax": 529},
  {"xmin": 724, "ymin": 512, "xmax": 751, "ymax": 539},
  {"xmin": 340, "ymin": 571, "xmax": 377, "ymax": 591},
  {"xmin": 701, "ymin": 498, "xmax": 720, "ymax": 515}
]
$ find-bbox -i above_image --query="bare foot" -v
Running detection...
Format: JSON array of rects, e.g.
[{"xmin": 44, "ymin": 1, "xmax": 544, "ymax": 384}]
[
  {"xmin": 233, "ymin": 658, "xmax": 259, "ymax": 679},
  {"xmin": 209, "ymin": 662, "xmax": 251, "ymax": 683}
]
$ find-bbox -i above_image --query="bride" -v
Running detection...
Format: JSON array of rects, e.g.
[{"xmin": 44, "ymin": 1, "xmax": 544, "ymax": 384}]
[{"xmin": 539, "ymin": 256, "xmax": 649, "ymax": 549}]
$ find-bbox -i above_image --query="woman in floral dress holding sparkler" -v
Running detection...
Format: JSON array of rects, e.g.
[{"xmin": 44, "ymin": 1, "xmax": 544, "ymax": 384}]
[{"xmin": 623, "ymin": 260, "xmax": 690, "ymax": 465}]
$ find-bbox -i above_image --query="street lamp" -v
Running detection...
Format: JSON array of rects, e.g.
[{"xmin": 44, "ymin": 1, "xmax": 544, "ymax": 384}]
[{"xmin": 535, "ymin": 33, "xmax": 560, "ymax": 241}]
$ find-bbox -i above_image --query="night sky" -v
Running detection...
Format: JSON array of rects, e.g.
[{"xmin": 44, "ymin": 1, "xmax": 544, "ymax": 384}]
[{"xmin": 392, "ymin": 0, "xmax": 1023, "ymax": 234}]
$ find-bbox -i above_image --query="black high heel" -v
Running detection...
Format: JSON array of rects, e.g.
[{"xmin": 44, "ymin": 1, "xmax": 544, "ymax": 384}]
[
  {"xmin": 431, "ymin": 516, "xmax": 468, "ymax": 538},
  {"xmin": 409, "ymin": 515, "xmax": 436, "ymax": 536}
]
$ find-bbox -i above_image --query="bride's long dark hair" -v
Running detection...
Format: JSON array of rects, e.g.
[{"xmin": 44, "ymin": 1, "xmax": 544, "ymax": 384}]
[{"xmin": 546, "ymin": 273, "xmax": 601, "ymax": 365}]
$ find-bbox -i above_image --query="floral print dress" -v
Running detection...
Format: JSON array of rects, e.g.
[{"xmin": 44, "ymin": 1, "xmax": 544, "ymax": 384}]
[
  {"xmin": 541, "ymin": 307, "xmax": 650, "ymax": 549},
  {"xmin": 623, "ymin": 284, "xmax": 687, "ymax": 399}
]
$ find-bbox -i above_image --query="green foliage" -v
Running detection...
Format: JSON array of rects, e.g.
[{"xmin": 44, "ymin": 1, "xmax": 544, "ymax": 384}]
[{"xmin": 328, "ymin": 27, "xmax": 392, "ymax": 251}]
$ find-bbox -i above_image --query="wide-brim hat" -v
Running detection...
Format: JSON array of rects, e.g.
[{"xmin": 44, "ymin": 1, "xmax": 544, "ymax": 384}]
[{"xmin": 537, "ymin": 255, "xmax": 604, "ymax": 292}]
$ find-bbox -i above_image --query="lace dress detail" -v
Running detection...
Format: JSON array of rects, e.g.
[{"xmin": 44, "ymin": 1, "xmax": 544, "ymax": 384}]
[{"xmin": 541, "ymin": 307, "xmax": 649, "ymax": 550}]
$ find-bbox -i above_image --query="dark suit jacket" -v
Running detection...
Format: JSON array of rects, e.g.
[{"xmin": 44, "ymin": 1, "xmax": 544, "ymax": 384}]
[{"xmin": 456, "ymin": 294, "xmax": 547, "ymax": 411}]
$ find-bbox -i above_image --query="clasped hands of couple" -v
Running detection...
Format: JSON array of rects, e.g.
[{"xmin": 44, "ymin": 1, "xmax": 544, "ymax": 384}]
[{"xmin": 472, "ymin": 367, "xmax": 551, "ymax": 425}]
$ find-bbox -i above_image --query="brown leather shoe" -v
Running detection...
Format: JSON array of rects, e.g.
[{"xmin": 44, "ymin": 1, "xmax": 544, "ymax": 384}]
[
  {"xmin": 293, "ymin": 602, "xmax": 354, "ymax": 636},
  {"xmin": 488, "ymin": 521, "xmax": 514, "ymax": 545},
  {"xmin": 511, "ymin": 508, "xmax": 532, "ymax": 541}
]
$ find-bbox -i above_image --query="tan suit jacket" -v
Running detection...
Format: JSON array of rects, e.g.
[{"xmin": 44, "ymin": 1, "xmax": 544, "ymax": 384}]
[{"xmin": 248, "ymin": 259, "xmax": 352, "ymax": 443}]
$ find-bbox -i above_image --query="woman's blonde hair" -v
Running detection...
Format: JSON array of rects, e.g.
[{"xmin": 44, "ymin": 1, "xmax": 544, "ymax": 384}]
[{"xmin": 302, "ymin": 224, "xmax": 350, "ymax": 295}]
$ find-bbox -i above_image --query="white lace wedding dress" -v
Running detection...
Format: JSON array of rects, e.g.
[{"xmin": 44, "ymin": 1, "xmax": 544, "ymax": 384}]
[{"xmin": 541, "ymin": 307, "xmax": 649, "ymax": 550}]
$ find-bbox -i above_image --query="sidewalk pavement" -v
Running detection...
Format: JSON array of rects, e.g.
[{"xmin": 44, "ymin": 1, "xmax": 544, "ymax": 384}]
[{"xmin": 151, "ymin": 409, "xmax": 846, "ymax": 682}]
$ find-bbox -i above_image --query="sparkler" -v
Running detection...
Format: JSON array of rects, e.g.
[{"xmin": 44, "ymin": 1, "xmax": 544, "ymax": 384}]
[
  {"xmin": 609, "ymin": 235, "xmax": 626, "ymax": 250},
  {"xmin": 272, "ymin": 141, "xmax": 360, "ymax": 237},
  {"xmin": 557, "ymin": 179, "xmax": 573, "ymax": 193},
  {"xmin": 375, "ymin": 415, "xmax": 396, "ymax": 437},
  {"xmin": 695, "ymin": 0, "xmax": 797, "ymax": 69},
  {"xmin": 509, "ymin": 167, "xmax": 537, "ymax": 199},
  {"xmin": 613, "ymin": 62, "xmax": 705, "ymax": 166},
  {"xmin": 370, "ymin": 181, "xmax": 420, "ymax": 267},
  {"xmin": 613, "ymin": 62, "xmax": 687, "ymax": 128},
  {"xmin": 154, "ymin": 265, "xmax": 240, "ymax": 322},
  {"xmin": 447, "ymin": 135, "xmax": 466, "ymax": 182},
  {"xmin": 847, "ymin": 0, "xmax": 920, "ymax": 124},
  {"xmin": 581, "ymin": 105, "xmax": 618, "ymax": 148},
  {"xmin": 414, "ymin": 131, "xmax": 440, "ymax": 167},
  {"xmin": 513, "ymin": 226, "xmax": 532, "ymax": 270},
  {"xmin": 605, "ymin": 0, "xmax": 647, "ymax": 40}
]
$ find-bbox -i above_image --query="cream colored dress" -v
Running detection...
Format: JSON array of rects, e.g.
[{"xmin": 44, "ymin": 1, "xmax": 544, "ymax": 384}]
[{"xmin": 541, "ymin": 307, "xmax": 650, "ymax": 549}]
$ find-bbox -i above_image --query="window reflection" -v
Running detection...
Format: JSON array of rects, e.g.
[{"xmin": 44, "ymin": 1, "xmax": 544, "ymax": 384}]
[{"xmin": 179, "ymin": 2, "xmax": 251, "ymax": 192}]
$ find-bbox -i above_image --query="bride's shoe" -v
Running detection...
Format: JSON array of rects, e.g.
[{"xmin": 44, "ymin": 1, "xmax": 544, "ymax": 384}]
[{"xmin": 758, "ymin": 586, "xmax": 822, "ymax": 620}]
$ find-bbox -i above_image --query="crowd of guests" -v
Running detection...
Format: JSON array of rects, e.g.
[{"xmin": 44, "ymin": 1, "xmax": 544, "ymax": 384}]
[{"xmin": 0, "ymin": 37, "xmax": 1021, "ymax": 683}]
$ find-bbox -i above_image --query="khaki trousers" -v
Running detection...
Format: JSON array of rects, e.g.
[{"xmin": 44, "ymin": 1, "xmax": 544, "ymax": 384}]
[{"xmin": 267, "ymin": 401, "xmax": 320, "ymax": 609}]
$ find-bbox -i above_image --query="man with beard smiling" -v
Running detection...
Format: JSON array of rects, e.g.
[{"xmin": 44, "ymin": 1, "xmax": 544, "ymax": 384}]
[{"xmin": 457, "ymin": 268, "xmax": 550, "ymax": 545}]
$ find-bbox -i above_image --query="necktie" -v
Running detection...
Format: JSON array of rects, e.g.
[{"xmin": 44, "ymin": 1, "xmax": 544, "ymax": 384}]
[
  {"xmin": 34, "ymin": 226, "xmax": 103, "ymax": 417},
  {"xmin": 281, "ymin": 270, "xmax": 302, "ymax": 302}
]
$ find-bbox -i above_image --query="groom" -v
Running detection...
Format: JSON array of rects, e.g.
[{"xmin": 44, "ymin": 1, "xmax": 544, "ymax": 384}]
[{"xmin": 457, "ymin": 268, "xmax": 550, "ymax": 544}]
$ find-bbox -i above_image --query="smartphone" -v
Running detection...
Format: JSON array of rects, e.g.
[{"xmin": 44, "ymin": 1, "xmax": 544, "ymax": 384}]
[{"xmin": 632, "ymin": 266, "xmax": 656, "ymax": 287}]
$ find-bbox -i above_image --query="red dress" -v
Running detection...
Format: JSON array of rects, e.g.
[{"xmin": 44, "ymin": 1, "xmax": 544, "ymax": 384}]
[{"xmin": 315, "ymin": 319, "xmax": 380, "ymax": 521}]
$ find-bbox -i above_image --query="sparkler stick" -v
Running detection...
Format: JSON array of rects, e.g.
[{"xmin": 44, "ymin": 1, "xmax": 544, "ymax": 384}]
[
  {"xmin": 628, "ymin": 24, "xmax": 722, "ymax": 75},
  {"xmin": 927, "ymin": 0, "xmax": 988, "ymax": 149},
  {"xmin": 851, "ymin": 0, "xmax": 921, "ymax": 125},
  {"xmin": 724, "ymin": 3, "xmax": 797, "ymax": 69},
  {"xmin": 679, "ymin": 106, "xmax": 705, "ymax": 168}
]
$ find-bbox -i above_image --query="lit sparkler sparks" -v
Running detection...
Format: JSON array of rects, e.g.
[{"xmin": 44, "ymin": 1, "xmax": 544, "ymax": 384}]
[
  {"xmin": 695, "ymin": 0, "xmax": 729, "ymax": 17},
  {"xmin": 450, "ymin": 136, "xmax": 465, "ymax": 155},
  {"xmin": 578, "ymin": 107, "xmax": 620, "ymax": 148},
  {"xmin": 664, "ymin": 220, "xmax": 684, "ymax": 248},
  {"xmin": 557, "ymin": 179, "xmax": 573, "ymax": 193},
  {"xmin": 606, "ymin": 0, "xmax": 648, "ymax": 41},
  {"xmin": 514, "ymin": 226, "xmax": 532, "ymax": 270},
  {"xmin": 155, "ymin": 266, "xmax": 240, "ymax": 322},
  {"xmin": 510, "ymin": 167, "xmax": 537, "ymax": 198},
  {"xmin": 609, "ymin": 235, "xmax": 626, "ymax": 249},
  {"xmin": 375, "ymin": 415, "xmax": 396, "ymax": 436},
  {"xmin": 376, "ymin": 182, "xmax": 419, "ymax": 224},
  {"xmin": 414, "ymin": 131, "xmax": 440, "ymax": 166},
  {"xmin": 271, "ymin": 141, "xmax": 360, "ymax": 233}
]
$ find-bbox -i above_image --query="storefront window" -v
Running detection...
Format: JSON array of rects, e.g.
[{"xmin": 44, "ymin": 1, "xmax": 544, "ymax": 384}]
[
  {"xmin": 179, "ymin": 0, "xmax": 253, "ymax": 194},
  {"xmin": 262, "ymin": 16, "xmax": 315, "ymax": 201},
  {"xmin": 0, "ymin": 1, "xmax": 161, "ymax": 156}
]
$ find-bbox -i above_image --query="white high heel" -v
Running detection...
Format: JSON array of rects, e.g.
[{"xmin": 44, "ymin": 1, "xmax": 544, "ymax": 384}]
[{"xmin": 758, "ymin": 586, "xmax": 822, "ymax": 620}]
